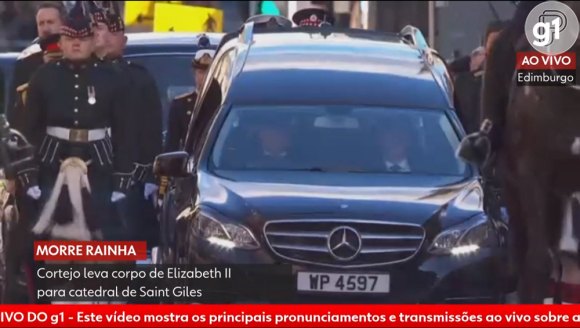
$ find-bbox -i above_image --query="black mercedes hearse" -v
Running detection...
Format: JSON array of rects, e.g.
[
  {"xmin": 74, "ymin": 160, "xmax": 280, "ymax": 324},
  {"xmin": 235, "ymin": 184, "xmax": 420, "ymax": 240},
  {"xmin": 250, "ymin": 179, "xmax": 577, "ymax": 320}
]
[{"xmin": 153, "ymin": 23, "xmax": 512, "ymax": 304}]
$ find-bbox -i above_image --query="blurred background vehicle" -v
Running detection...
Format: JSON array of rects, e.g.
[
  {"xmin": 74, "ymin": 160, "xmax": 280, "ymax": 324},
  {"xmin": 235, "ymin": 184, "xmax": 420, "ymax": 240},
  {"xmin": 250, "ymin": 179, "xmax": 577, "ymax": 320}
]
[{"xmin": 0, "ymin": 1, "xmax": 515, "ymax": 57}]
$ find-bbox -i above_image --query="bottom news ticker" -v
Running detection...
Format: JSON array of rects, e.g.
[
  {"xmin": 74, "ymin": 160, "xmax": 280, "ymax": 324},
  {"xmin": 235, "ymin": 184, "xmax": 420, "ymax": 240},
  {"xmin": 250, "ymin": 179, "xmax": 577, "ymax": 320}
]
[{"xmin": 1, "ymin": 305, "xmax": 580, "ymax": 327}]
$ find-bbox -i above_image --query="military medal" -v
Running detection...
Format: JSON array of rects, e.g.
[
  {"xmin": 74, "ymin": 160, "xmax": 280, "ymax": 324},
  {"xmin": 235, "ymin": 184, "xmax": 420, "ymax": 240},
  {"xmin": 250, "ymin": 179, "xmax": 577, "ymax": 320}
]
[{"xmin": 88, "ymin": 86, "xmax": 96, "ymax": 105}]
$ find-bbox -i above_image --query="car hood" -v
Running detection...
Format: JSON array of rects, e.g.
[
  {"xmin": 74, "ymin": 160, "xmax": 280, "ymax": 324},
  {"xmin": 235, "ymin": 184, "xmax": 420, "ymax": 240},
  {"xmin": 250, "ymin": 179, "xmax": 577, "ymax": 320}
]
[{"xmin": 198, "ymin": 171, "xmax": 481, "ymax": 227}]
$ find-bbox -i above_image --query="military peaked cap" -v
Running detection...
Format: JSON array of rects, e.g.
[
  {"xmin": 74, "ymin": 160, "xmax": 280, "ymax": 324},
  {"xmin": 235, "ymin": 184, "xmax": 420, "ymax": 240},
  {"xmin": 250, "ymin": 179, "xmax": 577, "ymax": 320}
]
[
  {"xmin": 291, "ymin": 8, "xmax": 335, "ymax": 27},
  {"xmin": 193, "ymin": 49, "xmax": 215, "ymax": 69}
]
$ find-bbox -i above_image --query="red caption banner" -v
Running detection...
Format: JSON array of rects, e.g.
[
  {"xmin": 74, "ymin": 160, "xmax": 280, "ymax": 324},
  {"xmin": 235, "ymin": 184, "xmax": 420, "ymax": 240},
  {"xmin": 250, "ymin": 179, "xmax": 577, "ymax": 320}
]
[
  {"xmin": 1, "ymin": 305, "xmax": 580, "ymax": 327},
  {"xmin": 33, "ymin": 241, "xmax": 148, "ymax": 262}
]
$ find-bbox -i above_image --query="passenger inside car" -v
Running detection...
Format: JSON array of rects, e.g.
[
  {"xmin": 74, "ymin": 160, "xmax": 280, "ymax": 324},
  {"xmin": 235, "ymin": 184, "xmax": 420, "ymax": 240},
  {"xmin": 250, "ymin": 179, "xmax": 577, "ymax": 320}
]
[
  {"xmin": 211, "ymin": 106, "xmax": 468, "ymax": 176},
  {"xmin": 243, "ymin": 115, "xmax": 294, "ymax": 169},
  {"xmin": 376, "ymin": 120, "xmax": 415, "ymax": 173}
]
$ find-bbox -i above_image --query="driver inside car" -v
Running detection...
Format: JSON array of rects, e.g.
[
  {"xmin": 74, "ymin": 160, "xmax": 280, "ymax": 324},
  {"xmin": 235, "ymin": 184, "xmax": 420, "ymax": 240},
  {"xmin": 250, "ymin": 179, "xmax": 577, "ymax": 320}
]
[
  {"xmin": 247, "ymin": 117, "xmax": 292, "ymax": 169},
  {"xmin": 377, "ymin": 122, "xmax": 414, "ymax": 173}
]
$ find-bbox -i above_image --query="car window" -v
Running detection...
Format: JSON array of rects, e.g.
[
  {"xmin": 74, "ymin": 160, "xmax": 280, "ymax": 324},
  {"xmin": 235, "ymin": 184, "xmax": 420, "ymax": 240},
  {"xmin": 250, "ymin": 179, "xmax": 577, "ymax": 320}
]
[
  {"xmin": 126, "ymin": 55, "xmax": 195, "ymax": 130},
  {"xmin": 210, "ymin": 106, "xmax": 468, "ymax": 176}
]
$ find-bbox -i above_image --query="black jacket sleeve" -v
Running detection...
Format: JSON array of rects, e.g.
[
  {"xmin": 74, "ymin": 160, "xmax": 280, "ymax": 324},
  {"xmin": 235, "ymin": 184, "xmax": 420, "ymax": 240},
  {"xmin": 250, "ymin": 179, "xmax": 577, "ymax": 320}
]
[
  {"xmin": 135, "ymin": 69, "xmax": 163, "ymax": 184},
  {"xmin": 165, "ymin": 98, "xmax": 183, "ymax": 153},
  {"xmin": 17, "ymin": 66, "xmax": 46, "ymax": 190},
  {"xmin": 8, "ymin": 54, "xmax": 43, "ymax": 128},
  {"xmin": 110, "ymin": 71, "xmax": 136, "ymax": 193},
  {"xmin": 7, "ymin": 59, "xmax": 27, "ymax": 126}
]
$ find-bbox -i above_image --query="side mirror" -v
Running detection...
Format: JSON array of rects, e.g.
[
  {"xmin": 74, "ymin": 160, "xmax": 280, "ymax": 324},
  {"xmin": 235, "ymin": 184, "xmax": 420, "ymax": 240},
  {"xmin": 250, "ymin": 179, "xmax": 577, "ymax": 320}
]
[{"xmin": 153, "ymin": 151, "xmax": 191, "ymax": 178}]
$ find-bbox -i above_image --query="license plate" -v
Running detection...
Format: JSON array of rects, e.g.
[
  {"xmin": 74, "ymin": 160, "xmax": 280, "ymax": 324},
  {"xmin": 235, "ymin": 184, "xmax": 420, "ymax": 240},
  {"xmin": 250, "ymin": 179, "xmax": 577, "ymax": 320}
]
[{"xmin": 297, "ymin": 272, "xmax": 389, "ymax": 293}]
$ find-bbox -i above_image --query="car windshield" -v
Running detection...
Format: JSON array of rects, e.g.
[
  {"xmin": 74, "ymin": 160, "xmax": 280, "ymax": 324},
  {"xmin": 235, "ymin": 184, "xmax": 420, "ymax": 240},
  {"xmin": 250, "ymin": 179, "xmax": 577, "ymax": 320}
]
[
  {"xmin": 211, "ymin": 106, "xmax": 468, "ymax": 176},
  {"xmin": 126, "ymin": 55, "xmax": 195, "ymax": 130}
]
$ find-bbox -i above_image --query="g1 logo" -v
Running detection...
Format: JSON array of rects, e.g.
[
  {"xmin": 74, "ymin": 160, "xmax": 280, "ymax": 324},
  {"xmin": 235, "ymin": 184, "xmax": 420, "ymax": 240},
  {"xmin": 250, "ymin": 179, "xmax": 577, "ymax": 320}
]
[
  {"xmin": 533, "ymin": 13, "xmax": 565, "ymax": 47},
  {"xmin": 525, "ymin": 1, "xmax": 580, "ymax": 55}
]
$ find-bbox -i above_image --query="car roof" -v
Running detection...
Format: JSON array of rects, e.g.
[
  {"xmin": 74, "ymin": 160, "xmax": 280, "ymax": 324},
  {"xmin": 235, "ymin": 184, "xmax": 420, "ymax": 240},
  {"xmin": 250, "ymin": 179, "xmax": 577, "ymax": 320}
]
[
  {"xmin": 0, "ymin": 52, "xmax": 20, "ymax": 59},
  {"xmin": 125, "ymin": 32, "xmax": 224, "ymax": 56},
  {"xmin": 227, "ymin": 30, "xmax": 450, "ymax": 110},
  {"xmin": 127, "ymin": 32, "xmax": 225, "ymax": 46}
]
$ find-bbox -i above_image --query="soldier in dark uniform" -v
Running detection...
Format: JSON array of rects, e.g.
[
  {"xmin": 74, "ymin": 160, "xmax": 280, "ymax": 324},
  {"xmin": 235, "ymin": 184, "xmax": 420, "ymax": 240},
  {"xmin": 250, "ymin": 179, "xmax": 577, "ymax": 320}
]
[
  {"xmin": 89, "ymin": 1, "xmax": 163, "ymax": 244},
  {"xmin": 11, "ymin": 34, "xmax": 63, "ymax": 134},
  {"xmin": 165, "ymin": 38, "xmax": 215, "ymax": 153},
  {"xmin": 457, "ymin": 1, "xmax": 546, "ymax": 166},
  {"xmin": 102, "ymin": 1, "xmax": 163, "ymax": 199},
  {"xmin": 7, "ymin": 2, "xmax": 66, "ymax": 128},
  {"xmin": 12, "ymin": 1, "xmax": 135, "ymax": 303},
  {"xmin": 17, "ymin": 1, "xmax": 135, "ymax": 241}
]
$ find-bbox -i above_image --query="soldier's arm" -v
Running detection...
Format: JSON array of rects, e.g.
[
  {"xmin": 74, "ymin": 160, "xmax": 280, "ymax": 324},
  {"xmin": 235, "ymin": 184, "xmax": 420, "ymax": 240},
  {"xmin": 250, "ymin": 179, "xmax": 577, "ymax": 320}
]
[
  {"xmin": 7, "ymin": 60, "xmax": 27, "ymax": 125},
  {"xmin": 165, "ymin": 98, "xmax": 183, "ymax": 153},
  {"xmin": 139, "ymin": 72, "xmax": 163, "ymax": 184},
  {"xmin": 17, "ymin": 68, "xmax": 45, "ymax": 190},
  {"xmin": 110, "ymin": 73, "xmax": 137, "ymax": 194}
]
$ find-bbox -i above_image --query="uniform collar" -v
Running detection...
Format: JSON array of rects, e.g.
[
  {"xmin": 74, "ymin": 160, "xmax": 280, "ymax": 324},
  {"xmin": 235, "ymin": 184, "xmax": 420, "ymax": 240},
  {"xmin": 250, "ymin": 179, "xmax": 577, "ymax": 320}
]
[{"xmin": 62, "ymin": 58, "xmax": 93, "ymax": 70}]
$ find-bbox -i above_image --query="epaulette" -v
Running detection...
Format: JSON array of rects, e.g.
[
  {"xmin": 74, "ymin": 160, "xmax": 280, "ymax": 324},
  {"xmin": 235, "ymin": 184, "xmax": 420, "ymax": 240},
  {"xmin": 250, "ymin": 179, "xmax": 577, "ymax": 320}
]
[
  {"xmin": 16, "ymin": 83, "xmax": 28, "ymax": 93},
  {"xmin": 17, "ymin": 44, "xmax": 42, "ymax": 60},
  {"xmin": 174, "ymin": 92, "xmax": 195, "ymax": 100}
]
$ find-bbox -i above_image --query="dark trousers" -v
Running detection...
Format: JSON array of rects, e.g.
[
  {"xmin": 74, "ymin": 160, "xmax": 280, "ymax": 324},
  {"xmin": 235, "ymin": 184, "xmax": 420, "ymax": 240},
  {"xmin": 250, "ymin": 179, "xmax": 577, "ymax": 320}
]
[{"xmin": 125, "ymin": 184, "xmax": 159, "ymax": 247}]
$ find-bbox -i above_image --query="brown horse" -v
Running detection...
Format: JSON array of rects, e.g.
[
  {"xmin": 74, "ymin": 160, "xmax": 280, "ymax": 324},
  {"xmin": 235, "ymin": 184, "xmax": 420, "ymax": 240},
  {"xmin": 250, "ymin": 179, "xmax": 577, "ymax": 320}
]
[{"xmin": 499, "ymin": 1, "xmax": 580, "ymax": 303}]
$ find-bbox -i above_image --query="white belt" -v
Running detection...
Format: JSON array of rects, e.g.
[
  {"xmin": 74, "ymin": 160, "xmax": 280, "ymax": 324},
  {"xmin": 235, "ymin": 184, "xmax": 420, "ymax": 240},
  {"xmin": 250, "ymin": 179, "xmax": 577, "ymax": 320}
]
[{"xmin": 46, "ymin": 127, "xmax": 107, "ymax": 142}]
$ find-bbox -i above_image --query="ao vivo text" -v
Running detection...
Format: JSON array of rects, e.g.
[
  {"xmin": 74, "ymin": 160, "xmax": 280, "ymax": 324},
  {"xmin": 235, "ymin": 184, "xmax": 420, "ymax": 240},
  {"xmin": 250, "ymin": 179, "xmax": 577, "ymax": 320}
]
[
  {"xmin": 516, "ymin": 52, "xmax": 577, "ymax": 70},
  {"xmin": 2, "ymin": 305, "xmax": 580, "ymax": 328},
  {"xmin": 33, "ymin": 241, "xmax": 147, "ymax": 261}
]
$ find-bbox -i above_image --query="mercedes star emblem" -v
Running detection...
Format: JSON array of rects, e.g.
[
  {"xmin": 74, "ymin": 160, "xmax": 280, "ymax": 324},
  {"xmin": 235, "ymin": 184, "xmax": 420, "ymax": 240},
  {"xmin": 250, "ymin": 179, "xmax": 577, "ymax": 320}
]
[{"xmin": 327, "ymin": 226, "xmax": 362, "ymax": 261}]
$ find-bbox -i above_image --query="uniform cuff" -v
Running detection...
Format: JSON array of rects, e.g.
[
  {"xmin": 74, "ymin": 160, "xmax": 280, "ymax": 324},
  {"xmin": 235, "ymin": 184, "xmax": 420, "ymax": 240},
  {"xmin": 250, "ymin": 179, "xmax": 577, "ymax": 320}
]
[
  {"xmin": 132, "ymin": 162, "xmax": 154, "ymax": 184},
  {"xmin": 16, "ymin": 167, "xmax": 38, "ymax": 190},
  {"xmin": 113, "ymin": 172, "xmax": 133, "ymax": 193}
]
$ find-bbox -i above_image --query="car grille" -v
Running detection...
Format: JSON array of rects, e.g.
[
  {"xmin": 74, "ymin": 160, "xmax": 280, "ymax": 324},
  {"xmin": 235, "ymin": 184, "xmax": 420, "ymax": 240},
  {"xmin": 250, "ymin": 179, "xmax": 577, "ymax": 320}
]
[{"xmin": 263, "ymin": 219, "xmax": 425, "ymax": 268}]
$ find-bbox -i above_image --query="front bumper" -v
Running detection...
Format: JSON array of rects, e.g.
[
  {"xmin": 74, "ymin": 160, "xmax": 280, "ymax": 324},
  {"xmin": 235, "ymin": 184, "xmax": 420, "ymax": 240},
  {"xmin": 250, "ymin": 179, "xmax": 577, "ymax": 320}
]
[{"xmin": 186, "ymin": 239, "xmax": 504, "ymax": 304}]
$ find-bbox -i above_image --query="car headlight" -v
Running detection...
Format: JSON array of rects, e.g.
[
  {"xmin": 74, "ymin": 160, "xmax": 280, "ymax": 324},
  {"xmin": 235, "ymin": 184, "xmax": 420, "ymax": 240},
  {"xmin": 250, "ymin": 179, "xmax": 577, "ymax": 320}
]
[
  {"xmin": 429, "ymin": 215, "xmax": 491, "ymax": 255},
  {"xmin": 193, "ymin": 208, "xmax": 260, "ymax": 250},
  {"xmin": 453, "ymin": 188, "xmax": 483, "ymax": 211}
]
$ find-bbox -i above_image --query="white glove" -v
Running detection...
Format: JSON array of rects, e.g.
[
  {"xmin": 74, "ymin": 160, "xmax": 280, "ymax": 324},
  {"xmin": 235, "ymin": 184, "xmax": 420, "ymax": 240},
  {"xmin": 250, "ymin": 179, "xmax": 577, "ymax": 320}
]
[
  {"xmin": 27, "ymin": 186, "xmax": 41, "ymax": 200},
  {"xmin": 144, "ymin": 183, "xmax": 159, "ymax": 200},
  {"xmin": 111, "ymin": 191, "xmax": 126, "ymax": 202}
]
